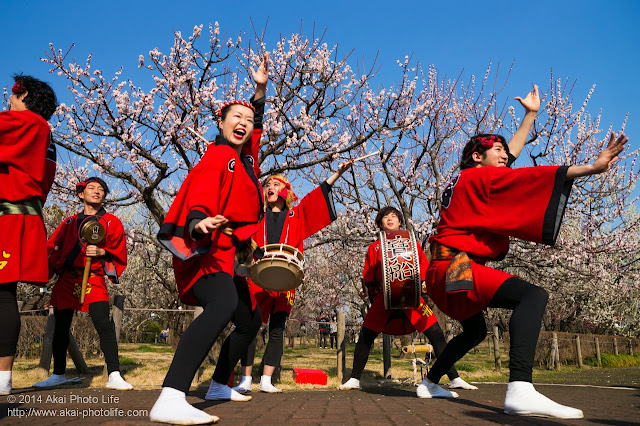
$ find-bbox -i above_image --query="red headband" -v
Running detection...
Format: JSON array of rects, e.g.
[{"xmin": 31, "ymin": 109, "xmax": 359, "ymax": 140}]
[
  {"xmin": 270, "ymin": 177, "xmax": 298, "ymax": 202},
  {"xmin": 216, "ymin": 100, "xmax": 256, "ymax": 117},
  {"xmin": 76, "ymin": 181, "xmax": 88, "ymax": 193},
  {"xmin": 465, "ymin": 135, "xmax": 504, "ymax": 160},
  {"xmin": 12, "ymin": 81, "xmax": 26, "ymax": 94}
]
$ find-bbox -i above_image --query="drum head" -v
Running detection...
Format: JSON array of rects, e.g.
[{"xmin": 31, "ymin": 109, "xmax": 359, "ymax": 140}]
[{"xmin": 250, "ymin": 259, "xmax": 304, "ymax": 292}]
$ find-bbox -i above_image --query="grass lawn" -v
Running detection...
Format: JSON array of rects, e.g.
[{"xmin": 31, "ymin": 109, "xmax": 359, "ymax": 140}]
[{"xmin": 11, "ymin": 338, "xmax": 638, "ymax": 391}]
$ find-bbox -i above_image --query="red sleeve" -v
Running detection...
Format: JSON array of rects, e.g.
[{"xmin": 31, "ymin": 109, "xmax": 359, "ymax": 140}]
[
  {"xmin": 471, "ymin": 166, "xmax": 572, "ymax": 244},
  {"xmin": 362, "ymin": 242, "xmax": 377, "ymax": 284},
  {"xmin": 98, "ymin": 215, "xmax": 127, "ymax": 282},
  {"xmin": 417, "ymin": 245, "xmax": 429, "ymax": 281},
  {"xmin": 157, "ymin": 145, "xmax": 231, "ymax": 260},
  {"xmin": 0, "ymin": 111, "xmax": 52, "ymax": 202},
  {"xmin": 296, "ymin": 181, "xmax": 337, "ymax": 240},
  {"xmin": 47, "ymin": 218, "xmax": 69, "ymax": 277}
]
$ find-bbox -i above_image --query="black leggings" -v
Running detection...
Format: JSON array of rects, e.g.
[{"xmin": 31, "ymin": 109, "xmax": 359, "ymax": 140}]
[
  {"xmin": 53, "ymin": 301, "xmax": 120, "ymax": 375},
  {"xmin": 211, "ymin": 277, "xmax": 262, "ymax": 383},
  {"xmin": 163, "ymin": 273, "xmax": 261, "ymax": 392},
  {"xmin": 0, "ymin": 283, "xmax": 20, "ymax": 357},
  {"xmin": 427, "ymin": 277, "xmax": 548, "ymax": 384},
  {"xmin": 239, "ymin": 311, "xmax": 287, "ymax": 368},
  {"xmin": 349, "ymin": 323, "xmax": 459, "ymax": 381}
]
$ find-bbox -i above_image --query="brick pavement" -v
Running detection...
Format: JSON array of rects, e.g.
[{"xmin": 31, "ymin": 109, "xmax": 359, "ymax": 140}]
[{"xmin": 1, "ymin": 381, "xmax": 638, "ymax": 425}]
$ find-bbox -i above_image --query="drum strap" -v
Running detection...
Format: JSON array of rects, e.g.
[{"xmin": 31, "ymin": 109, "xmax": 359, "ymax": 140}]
[
  {"xmin": 430, "ymin": 242, "xmax": 474, "ymax": 293},
  {"xmin": 0, "ymin": 198, "xmax": 43, "ymax": 217}
]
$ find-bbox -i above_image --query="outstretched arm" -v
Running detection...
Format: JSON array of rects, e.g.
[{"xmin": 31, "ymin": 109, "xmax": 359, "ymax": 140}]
[
  {"xmin": 508, "ymin": 84, "xmax": 541, "ymax": 159},
  {"xmin": 326, "ymin": 158, "xmax": 355, "ymax": 186},
  {"xmin": 566, "ymin": 132, "xmax": 629, "ymax": 179},
  {"xmin": 251, "ymin": 52, "xmax": 269, "ymax": 100}
]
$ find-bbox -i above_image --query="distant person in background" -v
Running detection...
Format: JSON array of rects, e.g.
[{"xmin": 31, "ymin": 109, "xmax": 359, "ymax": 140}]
[
  {"xmin": 329, "ymin": 315, "xmax": 338, "ymax": 349},
  {"xmin": 318, "ymin": 314, "xmax": 330, "ymax": 349},
  {"xmin": 0, "ymin": 75, "xmax": 57, "ymax": 395}
]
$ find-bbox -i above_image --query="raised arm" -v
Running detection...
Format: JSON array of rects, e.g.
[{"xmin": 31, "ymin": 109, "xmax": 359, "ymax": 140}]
[
  {"xmin": 251, "ymin": 52, "xmax": 269, "ymax": 100},
  {"xmin": 508, "ymin": 84, "xmax": 541, "ymax": 159},
  {"xmin": 326, "ymin": 158, "xmax": 355, "ymax": 186},
  {"xmin": 566, "ymin": 132, "xmax": 628, "ymax": 179}
]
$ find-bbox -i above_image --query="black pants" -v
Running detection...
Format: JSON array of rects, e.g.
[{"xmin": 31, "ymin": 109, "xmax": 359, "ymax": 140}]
[
  {"xmin": 0, "ymin": 283, "xmax": 20, "ymax": 357},
  {"xmin": 319, "ymin": 332, "xmax": 328, "ymax": 348},
  {"xmin": 162, "ymin": 273, "xmax": 261, "ymax": 393},
  {"xmin": 330, "ymin": 332, "xmax": 337, "ymax": 349},
  {"xmin": 52, "ymin": 301, "xmax": 120, "ymax": 375},
  {"xmin": 240, "ymin": 310, "xmax": 287, "ymax": 368},
  {"xmin": 427, "ymin": 277, "xmax": 548, "ymax": 384},
  {"xmin": 349, "ymin": 323, "xmax": 459, "ymax": 381}
]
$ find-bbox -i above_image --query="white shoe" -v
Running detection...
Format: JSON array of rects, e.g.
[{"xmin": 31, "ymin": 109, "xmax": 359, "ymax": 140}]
[
  {"xmin": 204, "ymin": 380, "xmax": 251, "ymax": 402},
  {"xmin": 232, "ymin": 376, "xmax": 252, "ymax": 394},
  {"xmin": 33, "ymin": 374, "xmax": 68, "ymax": 388},
  {"xmin": 448, "ymin": 377, "xmax": 478, "ymax": 390},
  {"xmin": 106, "ymin": 371, "xmax": 134, "ymax": 390},
  {"xmin": 338, "ymin": 377, "xmax": 361, "ymax": 391},
  {"xmin": 0, "ymin": 371, "xmax": 11, "ymax": 395},
  {"xmin": 504, "ymin": 381, "xmax": 583, "ymax": 419},
  {"xmin": 417, "ymin": 378, "xmax": 459, "ymax": 398},
  {"xmin": 259, "ymin": 375, "xmax": 282, "ymax": 393},
  {"xmin": 150, "ymin": 387, "xmax": 219, "ymax": 424}
]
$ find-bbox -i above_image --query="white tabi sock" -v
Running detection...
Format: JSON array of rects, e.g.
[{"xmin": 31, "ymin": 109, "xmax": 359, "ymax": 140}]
[
  {"xmin": 416, "ymin": 378, "xmax": 459, "ymax": 398},
  {"xmin": 0, "ymin": 371, "xmax": 11, "ymax": 395},
  {"xmin": 232, "ymin": 375, "xmax": 252, "ymax": 393},
  {"xmin": 205, "ymin": 380, "xmax": 251, "ymax": 401},
  {"xmin": 258, "ymin": 375, "xmax": 282, "ymax": 393},
  {"xmin": 503, "ymin": 381, "xmax": 583, "ymax": 419},
  {"xmin": 338, "ymin": 377, "xmax": 361, "ymax": 390},
  {"xmin": 149, "ymin": 387, "xmax": 219, "ymax": 424},
  {"xmin": 106, "ymin": 371, "xmax": 134, "ymax": 390},
  {"xmin": 448, "ymin": 377, "xmax": 479, "ymax": 390}
]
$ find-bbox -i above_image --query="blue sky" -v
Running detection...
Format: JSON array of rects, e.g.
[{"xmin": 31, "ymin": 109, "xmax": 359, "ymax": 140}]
[{"xmin": 3, "ymin": 0, "xmax": 638, "ymax": 149}]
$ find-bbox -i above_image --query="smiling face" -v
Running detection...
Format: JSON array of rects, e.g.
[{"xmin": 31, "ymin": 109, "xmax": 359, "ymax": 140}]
[
  {"xmin": 265, "ymin": 178, "xmax": 285, "ymax": 206},
  {"xmin": 218, "ymin": 104, "xmax": 255, "ymax": 153},
  {"xmin": 473, "ymin": 141, "xmax": 509, "ymax": 168},
  {"xmin": 381, "ymin": 212, "xmax": 401, "ymax": 232},
  {"xmin": 79, "ymin": 182, "xmax": 106, "ymax": 208}
]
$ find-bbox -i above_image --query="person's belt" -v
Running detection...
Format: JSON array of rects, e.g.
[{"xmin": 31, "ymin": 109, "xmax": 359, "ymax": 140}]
[
  {"xmin": 67, "ymin": 267, "xmax": 100, "ymax": 278},
  {"xmin": 0, "ymin": 198, "xmax": 43, "ymax": 217},
  {"xmin": 430, "ymin": 242, "xmax": 475, "ymax": 293}
]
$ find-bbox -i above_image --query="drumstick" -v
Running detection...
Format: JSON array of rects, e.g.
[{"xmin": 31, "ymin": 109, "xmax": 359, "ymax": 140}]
[
  {"xmin": 187, "ymin": 127, "xmax": 210, "ymax": 144},
  {"xmin": 80, "ymin": 256, "xmax": 92, "ymax": 305},
  {"xmin": 353, "ymin": 150, "xmax": 380, "ymax": 162}
]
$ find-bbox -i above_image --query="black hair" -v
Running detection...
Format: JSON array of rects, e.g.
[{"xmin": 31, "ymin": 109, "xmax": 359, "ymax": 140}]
[
  {"xmin": 459, "ymin": 134, "xmax": 508, "ymax": 170},
  {"xmin": 76, "ymin": 177, "xmax": 110, "ymax": 195},
  {"xmin": 12, "ymin": 75, "xmax": 58, "ymax": 120},
  {"xmin": 216, "ymin": 102, "xmax": 255, "ymax": 129},
  {"xmin": 375, "ymin": 206, "xmax": 404, "ymax": 230}
]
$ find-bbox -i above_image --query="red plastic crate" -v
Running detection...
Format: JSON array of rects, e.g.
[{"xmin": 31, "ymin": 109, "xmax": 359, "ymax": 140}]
[{"xmin": 293, "ymin": 368, "xmax": 327, "ymax": 385}]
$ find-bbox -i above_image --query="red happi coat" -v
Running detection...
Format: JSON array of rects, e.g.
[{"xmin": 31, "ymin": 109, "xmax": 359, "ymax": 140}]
[
  {"xmin": 426, "ymin": 165, "xmax": 574, "ymax": 320},
  {"xmin": 158, "ymin": 133, "xmax": 264, "ymax": 306},
  {"xmin": 0, "ymin": 110, "xmax": 56, "ymax": 285},
  {"xmin": 361, "ymin": 239, "xmax": 438, "ymax": 335},
  {"xmin": 48, "ymin": 209, "xmax": 127, "ymax": 312},
  {"xmin": 248, "ymin": 182, "xmax": 336, "ymax": 322}
]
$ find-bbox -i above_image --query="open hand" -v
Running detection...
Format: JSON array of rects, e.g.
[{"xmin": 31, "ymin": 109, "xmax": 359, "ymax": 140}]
[
  {"xmin": 195, "ymin": 215, "xmax": 229, "ymax": 234},
  {"xmin": 251, "ymin": 52, "xmax": 270, "ymax": 87},
  {"xmin": 514, "ymin": 84, "xmax": 540, "ymax": 113},
  {"xmin": 591, "ymin": 132, "xmax": 629, "ymax": 174}
]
